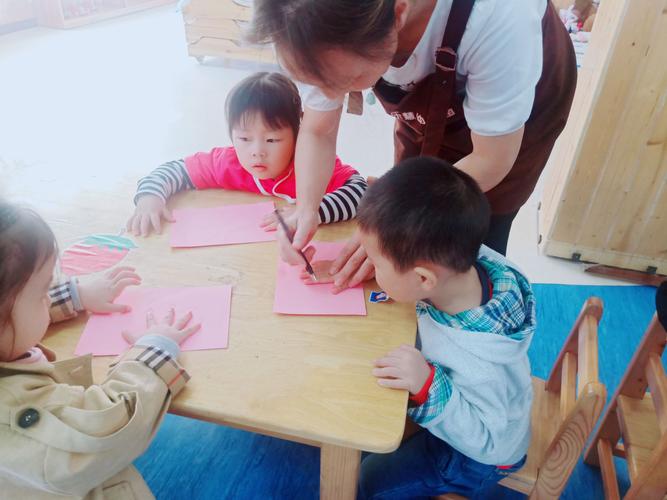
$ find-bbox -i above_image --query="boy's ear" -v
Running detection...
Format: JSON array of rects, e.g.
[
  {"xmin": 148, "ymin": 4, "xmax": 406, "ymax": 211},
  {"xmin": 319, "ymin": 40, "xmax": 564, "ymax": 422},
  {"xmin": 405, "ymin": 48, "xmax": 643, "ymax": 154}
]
[{"xmin": 414, "ymin": 265, "xmax": 437, "ymax": 292}]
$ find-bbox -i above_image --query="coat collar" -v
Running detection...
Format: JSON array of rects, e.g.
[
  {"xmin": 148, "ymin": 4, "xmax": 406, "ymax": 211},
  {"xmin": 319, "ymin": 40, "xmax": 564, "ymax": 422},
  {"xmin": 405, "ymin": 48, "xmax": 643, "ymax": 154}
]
[{"xmin": 0, "ymin": 345, "xmax": 94, "ymax": 387}]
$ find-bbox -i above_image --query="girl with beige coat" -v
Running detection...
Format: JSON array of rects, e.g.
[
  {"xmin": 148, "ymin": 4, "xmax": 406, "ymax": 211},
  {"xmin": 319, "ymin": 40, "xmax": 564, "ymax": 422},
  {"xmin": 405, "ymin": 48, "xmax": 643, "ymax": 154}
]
[{"xmin": 0, "ymin": 202, "xmax": 199, "ymax": 499}]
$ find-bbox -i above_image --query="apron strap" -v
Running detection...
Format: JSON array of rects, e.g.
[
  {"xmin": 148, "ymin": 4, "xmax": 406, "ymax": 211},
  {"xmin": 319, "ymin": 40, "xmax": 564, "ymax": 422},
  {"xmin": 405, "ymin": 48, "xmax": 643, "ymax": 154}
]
[
  {"xmin": 421, "ymin": 0, "xmax": 475, "ymax": 157},
  {"xmin": 442, "ymin": 0, "xmax": 475, "ymax": 55}
]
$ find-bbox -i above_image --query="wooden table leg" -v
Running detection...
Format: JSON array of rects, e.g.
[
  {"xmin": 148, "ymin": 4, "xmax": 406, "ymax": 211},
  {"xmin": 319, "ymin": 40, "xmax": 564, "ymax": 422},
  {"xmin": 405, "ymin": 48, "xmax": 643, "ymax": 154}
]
[{"xmin": 320, "ymin": 444, "xmax": 361, "ymax": 500}]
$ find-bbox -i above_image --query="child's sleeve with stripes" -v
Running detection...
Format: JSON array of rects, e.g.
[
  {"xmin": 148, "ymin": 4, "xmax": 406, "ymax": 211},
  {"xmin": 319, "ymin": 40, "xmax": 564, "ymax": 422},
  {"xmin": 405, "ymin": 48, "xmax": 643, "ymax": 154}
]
[
  {"xmin": 407, "ymin": 363, "xmax": 453, "ymax": 424},
  {"xmin": 133, "ymin": 159, "xmax": 195, "ymax": 204},
  {"xmin": 318, "ymin": 173, "xmax": 368, "ymax": 224},
  {"xmin": 108, "ymin": 344, "xmax": 189, "ymax": 397}
]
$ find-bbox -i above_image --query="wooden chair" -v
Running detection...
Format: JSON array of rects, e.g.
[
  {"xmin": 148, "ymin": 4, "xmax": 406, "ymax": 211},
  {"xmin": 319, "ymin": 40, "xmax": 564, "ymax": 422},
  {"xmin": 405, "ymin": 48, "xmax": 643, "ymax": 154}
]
[
  {"xmin": 440, "ymin": 297, "xmax": 607, "ymax": 499},
  {"xmin": 584, "ymin": 300, "xmax": 667, "ymax": 499}
]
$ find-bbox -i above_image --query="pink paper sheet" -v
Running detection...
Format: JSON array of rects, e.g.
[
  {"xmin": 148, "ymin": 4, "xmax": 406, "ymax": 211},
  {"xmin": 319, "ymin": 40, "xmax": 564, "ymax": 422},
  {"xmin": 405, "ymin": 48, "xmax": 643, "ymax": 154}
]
[
  {"xmin": 75, "ymin": 286, "xmax": 232, "ymax": 356},
  {"xmin": 170, "ymin": 202, "xmax": 276, "ymax": 248},
  {"xmin": 273, "ymin": 242, "xmax": 367, "ymax": 316}
]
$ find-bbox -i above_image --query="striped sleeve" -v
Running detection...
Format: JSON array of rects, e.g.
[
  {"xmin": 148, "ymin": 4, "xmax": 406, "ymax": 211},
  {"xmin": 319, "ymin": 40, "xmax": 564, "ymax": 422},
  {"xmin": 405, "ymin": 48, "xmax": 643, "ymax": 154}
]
[
  {"xmin": 110, "ymin": 345, "xmax": 190, "ymax": 396},
  {"xmin": 407, "ymin": 364, "xmax": 452, "ymax": 424},
  {"xmin": 48, "ymin": 279, "xmax": 82, "ymax": 323},
  {"xmin": 318, "ymin": 174, "xmax": 368, "ymax": 224},
  {"xmin": 134, "ymin": 159, "xmax": 195, "ymax": 204}
]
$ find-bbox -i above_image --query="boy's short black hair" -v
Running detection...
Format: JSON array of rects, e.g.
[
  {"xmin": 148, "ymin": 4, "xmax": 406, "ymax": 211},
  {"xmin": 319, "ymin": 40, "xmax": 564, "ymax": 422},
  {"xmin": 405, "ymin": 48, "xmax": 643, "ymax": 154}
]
[
  {"xmin": 225, "ymin": 72, "xmax": 302, "ymax": 138},
  {"xmin": 358, "ymin": 157, "xmax": 490, "ymax": 273}
]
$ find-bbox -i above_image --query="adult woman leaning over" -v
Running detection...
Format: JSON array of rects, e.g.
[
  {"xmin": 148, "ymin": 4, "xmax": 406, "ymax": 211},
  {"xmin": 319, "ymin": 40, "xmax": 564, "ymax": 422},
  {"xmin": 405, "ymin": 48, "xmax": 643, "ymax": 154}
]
[{"xmin": 248, "ymin": 0, "xmax": 577, "ymax": 292}]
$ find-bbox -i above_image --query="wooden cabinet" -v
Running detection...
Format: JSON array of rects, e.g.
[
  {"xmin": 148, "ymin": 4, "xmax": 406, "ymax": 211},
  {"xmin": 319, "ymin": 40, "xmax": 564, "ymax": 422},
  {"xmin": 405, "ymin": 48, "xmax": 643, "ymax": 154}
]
[
  {"xmin": 37, "ymin": 0, "xmax": 174, "ymax": 29},
  {"xmin": 539, "ymin": 0, "xmax": 667, "ymax": 275},
  {"xmin": 181, "ymin": 0, "xmax": 276, "ymax": 64}
]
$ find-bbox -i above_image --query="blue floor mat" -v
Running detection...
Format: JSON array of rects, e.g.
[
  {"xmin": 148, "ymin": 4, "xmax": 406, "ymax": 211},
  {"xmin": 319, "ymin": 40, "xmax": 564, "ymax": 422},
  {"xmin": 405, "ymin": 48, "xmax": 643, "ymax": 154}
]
[{"xmin": 135, "ymin": 284, "xmax": 659, "ymax": 499}]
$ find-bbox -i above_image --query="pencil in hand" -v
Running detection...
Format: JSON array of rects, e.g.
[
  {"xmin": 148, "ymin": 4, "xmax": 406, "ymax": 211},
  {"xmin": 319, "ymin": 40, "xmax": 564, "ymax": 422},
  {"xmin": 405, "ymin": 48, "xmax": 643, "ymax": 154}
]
[{"xmin": 273, "ymin": 209, "xmax": 318, "ymax": 282}]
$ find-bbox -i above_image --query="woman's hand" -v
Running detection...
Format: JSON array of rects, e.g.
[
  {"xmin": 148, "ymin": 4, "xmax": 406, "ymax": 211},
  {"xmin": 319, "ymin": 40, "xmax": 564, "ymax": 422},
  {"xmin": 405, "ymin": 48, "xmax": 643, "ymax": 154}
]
[
  {"xmin": 276, "ymin": 207, "xmax": 320, "ymax": 265},
  {"xmin": 328, "ymin": 229, "xmax": 375, "ymax": 293}
]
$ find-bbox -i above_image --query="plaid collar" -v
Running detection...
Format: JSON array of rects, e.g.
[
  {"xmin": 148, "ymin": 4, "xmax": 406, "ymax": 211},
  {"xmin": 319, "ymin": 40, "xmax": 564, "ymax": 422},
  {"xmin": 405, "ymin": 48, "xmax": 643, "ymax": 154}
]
[{"xmin": 417, "ymin": 256, "xmax": 536, "ymax": 340}]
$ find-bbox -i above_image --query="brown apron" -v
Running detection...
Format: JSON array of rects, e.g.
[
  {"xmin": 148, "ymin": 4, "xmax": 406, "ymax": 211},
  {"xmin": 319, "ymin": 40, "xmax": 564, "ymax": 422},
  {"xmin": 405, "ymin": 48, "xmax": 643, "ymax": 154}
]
[{"xmin": 372, "ymin": 0, "xmax": 577, "ymax": 215}]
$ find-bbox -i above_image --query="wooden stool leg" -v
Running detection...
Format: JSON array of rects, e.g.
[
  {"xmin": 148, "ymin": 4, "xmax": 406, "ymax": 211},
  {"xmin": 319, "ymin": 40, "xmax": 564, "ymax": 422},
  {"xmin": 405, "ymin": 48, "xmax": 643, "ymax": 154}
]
[
  {"xmin": 597, "ymin": 439, "xmax": 621, "ymax": 500},
  {"xmin": 320, "ymin": 444, "xmax": 361, "ymax": 500}
]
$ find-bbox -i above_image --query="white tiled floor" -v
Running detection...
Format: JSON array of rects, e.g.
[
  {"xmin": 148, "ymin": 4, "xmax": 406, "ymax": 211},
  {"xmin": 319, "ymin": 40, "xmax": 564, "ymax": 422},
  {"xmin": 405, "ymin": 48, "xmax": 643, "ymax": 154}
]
[{"xmin": 0, "ymin": 6, "xmax": 626, "ymax": 286}]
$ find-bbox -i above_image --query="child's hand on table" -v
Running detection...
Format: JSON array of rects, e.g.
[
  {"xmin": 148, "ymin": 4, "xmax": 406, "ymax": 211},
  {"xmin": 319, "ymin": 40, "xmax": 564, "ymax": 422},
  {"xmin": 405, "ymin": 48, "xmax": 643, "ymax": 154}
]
[
  {"xmin": 299, "ymin": 259, "xmax": 336, "ymax": 284},
  {"xmin": 78, "ymin": 266, "xmax": 141, "ymax": 314},
  {"xmin": 260, "ymin": 206, "xmax": 295, "ymax": 232},
  {"xmin": 127, "ymin": 194, "xmax": 175, "ymax": 236},
  {"xmin": 373, "ymin": 344, "xmax": 432, "ymax": 395},
  {"xmin": 122, "ymin": 308, "xmax": 201, "ymax": 345}
]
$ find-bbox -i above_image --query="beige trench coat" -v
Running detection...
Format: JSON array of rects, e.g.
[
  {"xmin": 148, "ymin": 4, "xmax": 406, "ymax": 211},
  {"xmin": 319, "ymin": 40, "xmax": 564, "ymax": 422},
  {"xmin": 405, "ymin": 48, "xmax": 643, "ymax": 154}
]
[{"xmin": 0, "ymin": 344, "xmax": 189, "ymax": 499}]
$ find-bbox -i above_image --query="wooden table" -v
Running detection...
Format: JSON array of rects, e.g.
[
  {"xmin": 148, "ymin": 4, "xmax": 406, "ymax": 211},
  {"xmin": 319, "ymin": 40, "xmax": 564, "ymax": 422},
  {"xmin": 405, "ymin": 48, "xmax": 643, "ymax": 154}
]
[{"xmin": 36, "ymin": 187, "xmax": 416, "ymax": 499}]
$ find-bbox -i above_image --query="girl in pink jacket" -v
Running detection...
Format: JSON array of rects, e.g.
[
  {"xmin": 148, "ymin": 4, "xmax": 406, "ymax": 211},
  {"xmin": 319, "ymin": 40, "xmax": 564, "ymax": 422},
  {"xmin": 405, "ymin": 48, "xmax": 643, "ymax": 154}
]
[{"xmin": 127, "ymin": 72, "xmax": 368, "ymax": 236}]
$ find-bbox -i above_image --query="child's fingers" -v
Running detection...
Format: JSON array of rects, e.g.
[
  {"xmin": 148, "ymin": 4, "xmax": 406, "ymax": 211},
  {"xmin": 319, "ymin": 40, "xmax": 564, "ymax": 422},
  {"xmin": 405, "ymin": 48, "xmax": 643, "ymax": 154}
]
[
  {"xmin": 377, "ymin": 378, "xmax": 410, "ymax": 390},
  {"xmin": 131, "ymin": 216, "xmax": 142, "ymax": 236},
  {"xmin": 150, "ymin": 213, "xmax": 162, "ymax": 234},
  {"xmin": 122, "ymin": 329, "xmax": 140, "ymax": 344},
  {"xmin": 174, "ymin": 311, "xmax": 194, "ymax": 330},
  {"xmin": 126, "ymin": 215, "xmax": 135, "ymax": 232},
  {"xmin": 106, "ymin": 266, "xmax": 136, "ymax": 279},
  {"xmin": 97, "ymin": 302, "xmax": 131, "ymax": 314},
  {"xmin": 259, "ymin": 214, "xmax": 277, "ymax": 230},
  {"xmin": 299, "ymin": 272, "xmax": 320, "ymax": 285},
  {"xmin": 176, "ymin": 322, "xmax": 201, "ymax": 344},
  {"xmin": 372, "ymin": 367, "xmax": 403, "ymax": 379},
  {"xmin": 112, "ymin": 270, "xmax": 141, "ymax": 284},
  {"xmin": 162, "ymin": 207, "xmax": 175, "ymax": 222},
  {"xmin": 163, "ymin": 307, "xmax": 175, "ymax": 326},
  {"xmin": 140, "ymin": 215, "xmax": 151, "ymax": 237},
  {"xmin": 374, "ymin": 355, "xmax": 401, "ymax": 367},
  {"xmin": 385, "ymin": 349, "xmax": 410, "ymax": 364},
  {"xmin": 146, "ymin": 309, "xmax": 156, "ymax": 327},
  {"xmin": 111, "ymin": 277, "xmax": 141, "ymax": 295}
]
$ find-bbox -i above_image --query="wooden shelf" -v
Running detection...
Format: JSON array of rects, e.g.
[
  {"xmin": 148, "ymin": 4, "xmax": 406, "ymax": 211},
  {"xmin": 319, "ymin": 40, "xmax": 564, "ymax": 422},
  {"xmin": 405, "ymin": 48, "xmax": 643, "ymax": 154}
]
[
  {"xmin": 181, "ymin": 0, "xmax": 276, "ymax": 65},
  {"xmin": 539, "ymin": 0, "xmax": 667, "ymax": 275}
]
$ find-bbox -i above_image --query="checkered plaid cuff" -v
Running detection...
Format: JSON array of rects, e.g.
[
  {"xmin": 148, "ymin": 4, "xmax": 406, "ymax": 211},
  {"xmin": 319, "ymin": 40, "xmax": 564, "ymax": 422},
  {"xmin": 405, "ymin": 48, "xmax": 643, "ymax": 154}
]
[
  {"xmin": 48, "ymin": 280, "xmax": 78, "ymax": 323},
  {"xmin": 111, "ymin": 345, "xmax": 190, "ymax": 396},
  {"xmin": 68, "ymin": 277, "xmax": 83, "ymax": 311},
  {"xmin": 407, "ymin": 364, "xmax": 452, "ymax": 424}
]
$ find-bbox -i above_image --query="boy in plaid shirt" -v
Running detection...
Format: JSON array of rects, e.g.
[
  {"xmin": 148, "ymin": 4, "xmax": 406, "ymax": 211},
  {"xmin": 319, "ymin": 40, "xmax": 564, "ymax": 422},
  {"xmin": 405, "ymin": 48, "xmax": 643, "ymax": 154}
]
[{"xmin": 355, "ymin": 157, "xmax": 536, "ymax": 499}]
